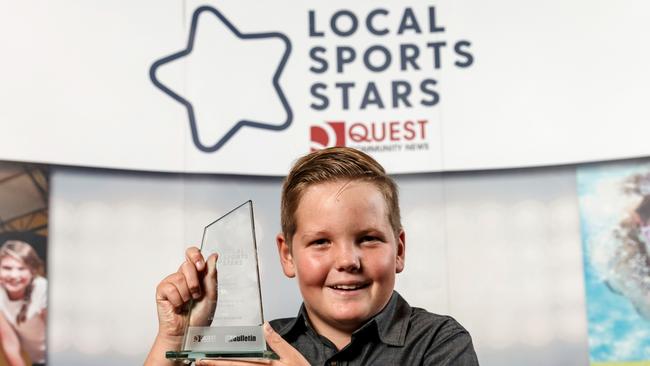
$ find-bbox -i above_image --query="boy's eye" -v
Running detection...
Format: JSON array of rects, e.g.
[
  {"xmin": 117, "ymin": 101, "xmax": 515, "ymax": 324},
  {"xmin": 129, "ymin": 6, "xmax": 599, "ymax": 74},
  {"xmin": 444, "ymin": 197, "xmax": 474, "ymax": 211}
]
[
  {"xmin": 360, "ymin": 235, "xmax": 380, "ymax": 243},
  {"xmin": 311, "ymin": 238, "xmax": 329, "ymax": 246}
]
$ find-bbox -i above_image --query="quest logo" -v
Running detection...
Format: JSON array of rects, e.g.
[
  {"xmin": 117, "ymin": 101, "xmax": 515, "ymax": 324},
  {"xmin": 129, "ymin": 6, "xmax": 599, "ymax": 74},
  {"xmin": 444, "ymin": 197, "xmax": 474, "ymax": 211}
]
[
  {"xmin": 310, "ymin": 119, "xmax": 430, "ymax": 153},
  {"xmin": 310, "ymin": 122, "xmax": 346, "ymax": 151}
]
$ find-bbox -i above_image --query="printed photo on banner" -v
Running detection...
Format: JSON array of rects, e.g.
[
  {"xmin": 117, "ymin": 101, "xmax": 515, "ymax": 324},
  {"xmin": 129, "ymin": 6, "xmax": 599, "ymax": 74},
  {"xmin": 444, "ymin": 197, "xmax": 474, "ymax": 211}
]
[
  {"xmin": 0, "ymin": 162, "xmax": 48, "ymax": 366},
  {"xmin": 577, "ymin": 161, "xmax": 650, "ymax": 365}
]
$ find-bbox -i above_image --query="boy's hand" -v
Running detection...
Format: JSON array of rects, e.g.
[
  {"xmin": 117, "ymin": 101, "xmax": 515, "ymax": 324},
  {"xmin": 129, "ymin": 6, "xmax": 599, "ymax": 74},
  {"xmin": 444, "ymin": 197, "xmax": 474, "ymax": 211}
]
[
  {"xmin": 145, "ymin": 247, "xmax": 218, "ymax": 366},
  {"xmin": 195, "ymin": 323, "xmax": 310, "ymax": 366},
  {"xmin": 155, "ymin": 247, "xmax": 218, "ymax": 341}
]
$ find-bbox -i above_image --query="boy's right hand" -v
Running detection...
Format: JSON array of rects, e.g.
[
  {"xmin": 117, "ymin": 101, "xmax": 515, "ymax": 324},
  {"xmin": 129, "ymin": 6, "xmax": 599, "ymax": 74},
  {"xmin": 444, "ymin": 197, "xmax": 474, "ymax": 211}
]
[{"xmin": 155, "ymin": 247, "xmax": 218, "ymax": 343}]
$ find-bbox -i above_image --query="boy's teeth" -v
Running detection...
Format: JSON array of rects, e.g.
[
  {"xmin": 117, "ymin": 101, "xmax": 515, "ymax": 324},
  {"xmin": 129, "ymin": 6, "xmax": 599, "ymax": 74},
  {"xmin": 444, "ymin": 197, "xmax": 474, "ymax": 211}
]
[{"xmin": 332, "ymin": 284, "xmax": 362, "ymax": 290}]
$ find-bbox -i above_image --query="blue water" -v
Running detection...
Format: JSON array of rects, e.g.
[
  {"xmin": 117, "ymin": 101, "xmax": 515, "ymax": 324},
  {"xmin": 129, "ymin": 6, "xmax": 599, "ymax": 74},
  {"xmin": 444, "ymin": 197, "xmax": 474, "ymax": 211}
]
[{"xmin": 577, "ymin": 163, "xmax": 650, "ymax": 362}]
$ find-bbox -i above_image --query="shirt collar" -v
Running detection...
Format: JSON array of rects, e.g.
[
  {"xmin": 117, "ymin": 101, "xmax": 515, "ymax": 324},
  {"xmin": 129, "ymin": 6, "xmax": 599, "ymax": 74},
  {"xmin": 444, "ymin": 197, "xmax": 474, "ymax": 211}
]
[
  {"xmin": 275, "ymin": 303, "xmax": 310, "ymax": 338},
  {"xmin": 354, "ymin": 291, "xmax": 411, "ymax": 347},
  {"xmin": 277, "ymin": 291, "xmax": 412, "ymax": 347}
]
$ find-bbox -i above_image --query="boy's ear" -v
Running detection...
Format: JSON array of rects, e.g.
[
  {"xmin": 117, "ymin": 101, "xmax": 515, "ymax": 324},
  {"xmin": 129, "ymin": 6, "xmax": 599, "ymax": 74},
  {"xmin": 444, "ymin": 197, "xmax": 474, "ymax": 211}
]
[
  {"xmin": 276, "ymin": 233, "xmax": 296, "ymax": 278},
  {"xmin": 395, "ymin": 230, "xmax": 406, "ymax": 273}
]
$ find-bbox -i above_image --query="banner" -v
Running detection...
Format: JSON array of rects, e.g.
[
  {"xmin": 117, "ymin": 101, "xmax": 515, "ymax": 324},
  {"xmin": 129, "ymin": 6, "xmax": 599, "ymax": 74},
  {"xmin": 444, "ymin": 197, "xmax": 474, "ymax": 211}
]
[
  {"xmin": 0, "ymin": 162, "xmax": 48, "ymax": 365},
  {"xmin": 1, "ymin": 1, "xmax": 650, "ymax": 175},
  {"xmin": 577, "ymin": 161, "xmax": 650, "ymax": 365}
]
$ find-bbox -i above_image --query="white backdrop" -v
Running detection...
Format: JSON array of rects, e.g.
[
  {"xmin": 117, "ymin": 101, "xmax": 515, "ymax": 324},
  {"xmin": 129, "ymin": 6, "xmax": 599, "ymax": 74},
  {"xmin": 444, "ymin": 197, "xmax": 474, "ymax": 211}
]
[{"xmin": 49, "ymin": 165, "xmax": 588, "ymax": 365}]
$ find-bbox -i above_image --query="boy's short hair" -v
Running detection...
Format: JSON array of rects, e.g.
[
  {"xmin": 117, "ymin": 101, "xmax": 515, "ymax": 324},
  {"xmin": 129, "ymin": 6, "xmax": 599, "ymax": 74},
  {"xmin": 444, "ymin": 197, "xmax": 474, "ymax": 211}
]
[{"xmin": 281, "ymin": 147, "xmax": 401, "ymax": 244}]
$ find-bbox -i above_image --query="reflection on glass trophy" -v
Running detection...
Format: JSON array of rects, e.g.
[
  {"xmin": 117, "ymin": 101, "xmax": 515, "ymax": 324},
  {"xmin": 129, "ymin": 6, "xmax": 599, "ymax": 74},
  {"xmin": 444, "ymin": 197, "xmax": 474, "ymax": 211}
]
[{"xmin": 166, "ymin": 201, "xmax": 277, "ymax": 362}]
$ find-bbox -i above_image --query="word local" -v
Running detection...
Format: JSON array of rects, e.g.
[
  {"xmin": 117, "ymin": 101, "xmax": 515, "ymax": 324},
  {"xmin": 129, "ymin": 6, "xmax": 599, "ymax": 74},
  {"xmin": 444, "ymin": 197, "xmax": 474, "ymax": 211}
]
[{"xmin": 307, "ymin": 6, "xmax": 473, "ymax": 111}]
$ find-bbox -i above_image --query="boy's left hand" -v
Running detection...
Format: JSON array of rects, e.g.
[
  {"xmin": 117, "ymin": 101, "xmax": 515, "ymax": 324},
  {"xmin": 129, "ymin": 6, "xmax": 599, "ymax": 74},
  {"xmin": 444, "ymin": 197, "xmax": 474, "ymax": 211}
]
[{"xmin": 195, "ymin": 323, "xmax": 309, "ymax": 366}]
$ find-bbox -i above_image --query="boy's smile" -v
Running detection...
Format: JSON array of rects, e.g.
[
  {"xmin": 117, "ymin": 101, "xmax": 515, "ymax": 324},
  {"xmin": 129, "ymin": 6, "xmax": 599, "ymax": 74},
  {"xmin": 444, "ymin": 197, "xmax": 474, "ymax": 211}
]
[{"xmin": 277, "ymin": 180, "xmax": 405, "ymax": 338}]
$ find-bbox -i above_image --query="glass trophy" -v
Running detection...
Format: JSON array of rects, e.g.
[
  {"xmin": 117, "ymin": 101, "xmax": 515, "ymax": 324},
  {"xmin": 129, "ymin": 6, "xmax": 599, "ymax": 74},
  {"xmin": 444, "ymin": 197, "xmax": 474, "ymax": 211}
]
[{"xmin": 166, "ymin": 201, "xmax": 277, "ymax": 362}]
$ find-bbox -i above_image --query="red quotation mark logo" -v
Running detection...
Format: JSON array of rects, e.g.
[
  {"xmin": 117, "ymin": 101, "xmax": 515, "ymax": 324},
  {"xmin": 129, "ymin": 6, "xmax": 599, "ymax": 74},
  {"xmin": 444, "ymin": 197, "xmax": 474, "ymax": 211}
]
[{"xmin": 310, "ymin": 121, "xmax": 346, "ymax": 151}]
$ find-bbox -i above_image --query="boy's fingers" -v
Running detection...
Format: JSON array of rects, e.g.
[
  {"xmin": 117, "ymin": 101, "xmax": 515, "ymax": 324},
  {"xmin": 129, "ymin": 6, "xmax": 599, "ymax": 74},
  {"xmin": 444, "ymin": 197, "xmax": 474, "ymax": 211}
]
[
  {"xmin": 203, "ymin": 253, "xmax": 219, "ymax": 301},
  {"xmin": 188, "ymin": 253, "xmax": 218, "ymax": 327},
  {"xmin": 263, "ymin": 322, "xmax": 309, "ymax": 365},
  {"xmin": 169, "ymin": 272, "xmax": 192, "ymax": 303},
  {"xmin": 179, "ymin": 260, "xmax": 202, "ymax": 299},
  {"xmin": 185, "ymin": 246, "xmax": 205, "ymax": 271},
  {"xmin": 156, "ymin": 280, "xmax": 184, "ymax": 308}
]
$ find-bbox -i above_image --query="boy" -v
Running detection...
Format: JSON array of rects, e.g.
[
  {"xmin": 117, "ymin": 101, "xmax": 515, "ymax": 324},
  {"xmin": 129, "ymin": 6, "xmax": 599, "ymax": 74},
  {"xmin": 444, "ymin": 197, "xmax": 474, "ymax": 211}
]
[{"xmin": 146, "ymin": 147, "xmax": 478, "ymax": 365}]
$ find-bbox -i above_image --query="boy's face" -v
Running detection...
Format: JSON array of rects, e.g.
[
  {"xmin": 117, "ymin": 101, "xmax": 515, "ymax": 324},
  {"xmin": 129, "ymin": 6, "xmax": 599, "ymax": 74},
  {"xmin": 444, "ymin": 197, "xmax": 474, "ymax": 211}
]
[{"xmin": 277, "ymin": 180, "xmax": 405, "ymax": 334}]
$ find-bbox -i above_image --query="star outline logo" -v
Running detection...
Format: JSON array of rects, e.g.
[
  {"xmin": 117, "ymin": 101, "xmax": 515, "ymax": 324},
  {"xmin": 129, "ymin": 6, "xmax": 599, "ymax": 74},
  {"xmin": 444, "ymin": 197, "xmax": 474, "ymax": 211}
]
[{"xmin": 149, "ymin": 6, "xmax": 293, "ymax": 153}]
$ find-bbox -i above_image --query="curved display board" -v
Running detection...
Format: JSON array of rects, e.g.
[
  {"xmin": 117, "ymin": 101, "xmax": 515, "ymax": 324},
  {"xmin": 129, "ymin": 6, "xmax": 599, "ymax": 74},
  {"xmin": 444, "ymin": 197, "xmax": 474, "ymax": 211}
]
[{"xmin": 1, "ymin": 0, "xmax": 649, "ymax": 174}]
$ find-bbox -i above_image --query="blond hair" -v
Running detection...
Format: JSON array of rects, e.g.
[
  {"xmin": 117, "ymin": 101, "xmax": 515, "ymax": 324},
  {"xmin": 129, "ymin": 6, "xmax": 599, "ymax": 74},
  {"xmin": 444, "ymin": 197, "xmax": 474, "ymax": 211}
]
[{"xmin": 280, "ymin": 147, "xmax": 401, "ymax": 244}]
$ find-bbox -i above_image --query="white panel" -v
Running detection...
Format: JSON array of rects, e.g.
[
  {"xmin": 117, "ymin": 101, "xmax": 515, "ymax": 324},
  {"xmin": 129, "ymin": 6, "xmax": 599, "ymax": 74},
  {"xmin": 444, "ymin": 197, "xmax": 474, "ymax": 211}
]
[
  {"xmin": 1, "ymin": 1, "xmax": 649, "ymax": 174},
  {"xmin": 49, "ymin": 166, "xmax": 588, "ymax": 365}
]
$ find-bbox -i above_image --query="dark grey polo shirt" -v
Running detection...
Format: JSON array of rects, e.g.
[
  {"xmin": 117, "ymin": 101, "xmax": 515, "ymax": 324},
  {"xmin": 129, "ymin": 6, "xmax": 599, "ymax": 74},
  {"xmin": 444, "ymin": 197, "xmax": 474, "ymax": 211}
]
[{"xmin": 269, "ymin": 291, "xmax": 479, "ymax": 365}]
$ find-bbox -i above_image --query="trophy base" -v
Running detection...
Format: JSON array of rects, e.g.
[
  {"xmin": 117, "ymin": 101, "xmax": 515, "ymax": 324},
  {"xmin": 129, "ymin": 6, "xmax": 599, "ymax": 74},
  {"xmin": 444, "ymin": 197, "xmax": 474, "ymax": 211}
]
[{"xmin": 166, "ymin": 350, "xmax": 279, "ymax": 363}]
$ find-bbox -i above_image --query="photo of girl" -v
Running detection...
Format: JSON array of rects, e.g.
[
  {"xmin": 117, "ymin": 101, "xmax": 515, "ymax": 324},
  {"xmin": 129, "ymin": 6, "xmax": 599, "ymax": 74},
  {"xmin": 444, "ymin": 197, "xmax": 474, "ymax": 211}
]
[
  {"xmin": 0, "ymin": 241, "xmax": 47, "ymax": 366},
  {"xmin": 0, "ymin": 162, "xmax": 49, "ymax": 366}
]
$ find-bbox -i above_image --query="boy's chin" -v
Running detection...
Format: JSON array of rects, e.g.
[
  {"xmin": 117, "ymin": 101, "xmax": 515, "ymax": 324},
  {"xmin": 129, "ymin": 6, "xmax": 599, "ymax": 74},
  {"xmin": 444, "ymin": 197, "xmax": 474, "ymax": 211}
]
[{"xmin": 326, "ymin": 316, "xmax": 369, "ymax": 332}]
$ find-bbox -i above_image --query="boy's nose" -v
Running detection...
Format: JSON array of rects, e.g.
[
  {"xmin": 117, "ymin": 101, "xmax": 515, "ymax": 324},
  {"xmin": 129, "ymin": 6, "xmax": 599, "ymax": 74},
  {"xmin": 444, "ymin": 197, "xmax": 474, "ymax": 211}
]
[{"xmin": 334, "ymin": 243, "xmax": 361, "ymax": 272}]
